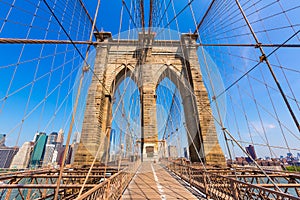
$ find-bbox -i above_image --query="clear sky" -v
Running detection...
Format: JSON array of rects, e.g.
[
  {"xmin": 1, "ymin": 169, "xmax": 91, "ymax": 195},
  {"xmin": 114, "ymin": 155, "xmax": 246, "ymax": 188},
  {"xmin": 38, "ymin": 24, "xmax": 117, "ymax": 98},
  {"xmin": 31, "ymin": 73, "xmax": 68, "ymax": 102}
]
[{"xmin": 0, "ymin": 0, "xmax": 299, "ymax": 160}]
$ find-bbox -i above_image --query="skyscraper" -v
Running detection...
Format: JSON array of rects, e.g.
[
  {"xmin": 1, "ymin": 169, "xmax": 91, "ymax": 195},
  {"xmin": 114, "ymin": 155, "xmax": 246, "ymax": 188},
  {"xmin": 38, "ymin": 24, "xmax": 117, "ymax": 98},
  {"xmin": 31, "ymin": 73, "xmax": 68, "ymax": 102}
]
[
  {"xmin": 29, "ymin": 132, "xmax": 47, "ymax": 168},
  {"xmin": 246, "ymin": 145, "xmax": 257, "ymax": 161},
  {"xmin": 0, "ymin": 134, "xmax": 6, "ymax": 147},
  {"xmin": 47, "ymin": 132, "xmax": 58, "ymax": 145},
  {"xmin": 10, "ymin": 142, "xmax": 33, "ymax": 169},
  {"xmin": 42, "ymin": 144, "xmax": 55, "ymax": 167},
  {"xmin": 72, "ymin": 132, "xmax": 81, "ymax": 144},
  {"xmin": 69, "ymin": 143, "xmax": 79, "ymax": 164},
  {"xmin": 69, "ymin": 132, "xmax": 80, "ymax": 164},
  {"xmin": 52, "ymin": 129, "xmax": 64, "ymax": 166},
  {"xmin": 184, "ymin": 147, "xmax": 189, "ymax": 159},
  {"xmin": 42, "ymin": 132, "xmax": 58, "ymax": 167},
  {"xmin": 57, "ymin": 129, "xmax": 64, "ymax": 145},
  {"xmin": 0, "ymin": 147, "xmax": 18, "ymax": 168}
]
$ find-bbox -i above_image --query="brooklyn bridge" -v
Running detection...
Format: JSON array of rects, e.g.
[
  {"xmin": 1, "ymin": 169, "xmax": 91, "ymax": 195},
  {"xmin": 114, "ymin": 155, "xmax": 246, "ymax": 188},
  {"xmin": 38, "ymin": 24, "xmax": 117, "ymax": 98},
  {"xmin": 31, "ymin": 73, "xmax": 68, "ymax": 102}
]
[{"xmin": 0, "ymin": 0, "xmax": 299, "ymax": 199}]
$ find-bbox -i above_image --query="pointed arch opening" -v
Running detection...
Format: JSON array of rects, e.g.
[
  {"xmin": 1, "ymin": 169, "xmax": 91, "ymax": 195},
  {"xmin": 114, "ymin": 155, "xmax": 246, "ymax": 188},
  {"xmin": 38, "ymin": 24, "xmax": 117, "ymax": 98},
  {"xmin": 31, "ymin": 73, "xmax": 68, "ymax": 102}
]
[
  {"xmin": 108, "ymin": 65, "xmax": 142, "ymax": 163},
  {"xmin": 155, "ymin": 65, "xmax": 205, "ymax": 162}
]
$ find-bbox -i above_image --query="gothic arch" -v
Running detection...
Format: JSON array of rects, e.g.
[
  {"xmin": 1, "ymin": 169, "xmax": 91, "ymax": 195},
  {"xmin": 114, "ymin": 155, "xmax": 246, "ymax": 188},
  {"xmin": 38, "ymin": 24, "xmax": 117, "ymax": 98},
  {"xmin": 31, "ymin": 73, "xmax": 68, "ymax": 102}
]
[
  {"xmin": 109, "ymin": 64, "xmax": 139, "ymax": 94},
  {"xmin": 155, "ymin": 64, "xmax": 205, "ymax": 162}
]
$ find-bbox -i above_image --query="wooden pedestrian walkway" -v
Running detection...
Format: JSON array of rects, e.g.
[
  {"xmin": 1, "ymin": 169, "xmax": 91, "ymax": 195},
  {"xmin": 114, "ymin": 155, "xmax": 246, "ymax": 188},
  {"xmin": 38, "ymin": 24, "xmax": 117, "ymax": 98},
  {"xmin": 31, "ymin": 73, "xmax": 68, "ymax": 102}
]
[{"xmin": 122, "ymin": 162, "xmax": 200, "ymax": 199}]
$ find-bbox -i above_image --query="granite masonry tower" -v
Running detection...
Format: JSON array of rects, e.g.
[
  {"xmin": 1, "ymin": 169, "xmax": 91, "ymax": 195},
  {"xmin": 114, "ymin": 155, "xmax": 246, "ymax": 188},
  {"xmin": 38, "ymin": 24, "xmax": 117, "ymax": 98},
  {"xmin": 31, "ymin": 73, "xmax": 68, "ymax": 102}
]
[{"xmin": 74, "ymin": 31, "xmax": 225, "ymax": 166}]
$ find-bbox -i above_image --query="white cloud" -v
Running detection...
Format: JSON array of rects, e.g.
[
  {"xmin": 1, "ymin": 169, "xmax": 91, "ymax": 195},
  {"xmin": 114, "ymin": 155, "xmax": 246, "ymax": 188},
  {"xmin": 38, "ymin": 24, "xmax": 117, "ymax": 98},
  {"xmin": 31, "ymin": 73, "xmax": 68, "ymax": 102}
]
[{"xmin": 266, "ymin": 124, "xmax": 276, "ymax": 129}]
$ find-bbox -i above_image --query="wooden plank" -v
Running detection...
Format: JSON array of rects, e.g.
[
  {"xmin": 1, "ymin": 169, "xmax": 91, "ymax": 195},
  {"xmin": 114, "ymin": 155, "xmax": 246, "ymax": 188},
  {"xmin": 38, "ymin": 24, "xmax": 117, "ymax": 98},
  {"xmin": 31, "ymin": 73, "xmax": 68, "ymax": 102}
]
[{"xmin": 122, "ymin": 162, "xmax": 200, "ymax": 199}]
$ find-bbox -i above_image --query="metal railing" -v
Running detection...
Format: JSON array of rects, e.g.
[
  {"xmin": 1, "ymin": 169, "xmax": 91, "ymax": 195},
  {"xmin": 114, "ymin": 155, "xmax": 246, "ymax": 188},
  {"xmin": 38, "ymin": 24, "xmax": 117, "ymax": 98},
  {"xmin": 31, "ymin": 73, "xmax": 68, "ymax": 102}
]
[
  {"xmin": 163, "ymin": 159, "xmax": 300, "ymax": 200},
  {"xmin": 75, "ymin": 161, "xmax": 140, "ymax": 200},
  {"xmin": 0, "ymin": 161, "xmax": 140, "ymax": 200}
]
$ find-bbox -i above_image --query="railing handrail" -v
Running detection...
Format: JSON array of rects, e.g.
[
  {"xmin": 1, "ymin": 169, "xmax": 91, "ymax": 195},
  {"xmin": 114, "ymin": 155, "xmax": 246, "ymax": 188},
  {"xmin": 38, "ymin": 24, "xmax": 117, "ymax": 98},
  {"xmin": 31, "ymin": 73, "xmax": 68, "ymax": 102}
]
[
  {"xmin": 75, "ymin": 160, "xmax": 140, "ymax": 200},
  {"xmin": 74, "ymin": 169, "xmax": 122, "ymax": 200},
  {"xmin": 164, "ymin": 159, "xmax": 300, "ymax": 200}
]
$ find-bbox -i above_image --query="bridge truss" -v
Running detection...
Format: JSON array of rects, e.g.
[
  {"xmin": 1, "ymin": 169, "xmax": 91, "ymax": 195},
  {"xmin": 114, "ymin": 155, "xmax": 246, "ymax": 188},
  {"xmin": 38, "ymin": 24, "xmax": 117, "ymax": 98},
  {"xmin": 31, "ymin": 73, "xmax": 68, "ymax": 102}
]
[{"xmin": 0, "ymin": 0, "xmax": 300, "ymax": 199}]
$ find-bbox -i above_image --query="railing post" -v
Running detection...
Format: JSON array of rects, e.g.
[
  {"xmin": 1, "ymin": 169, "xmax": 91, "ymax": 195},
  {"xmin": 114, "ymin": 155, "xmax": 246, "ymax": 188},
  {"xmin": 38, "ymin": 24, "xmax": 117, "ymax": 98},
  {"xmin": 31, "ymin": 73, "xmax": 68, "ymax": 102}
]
[
  {"xmin": 188, "ymin": 166, "xmax": 191, "ymax": 186},
  {"xmin": 230, "ymin": 179, "xmax": 239, "ymax": 200},
  {"xmin": 203, "ymin": 172, "xmax": 209, "ymax": 198},
  {"xmin": 180, "ymin": 164, "xmax": 183, "ymax": 177},
  {"xmin": 105, "ymin": 179, "xmax": 111, "ymax": 200},
  {"xmin": 173, "ymin": 162, "xmax": 176, "ymax": 173},
  {"xmin": 5, "ymin": 178, "xmax": 18, "ymax": 200},
  {"xmin": 26, "ymin": 178, "xmax": 34, "ymax": 200}
]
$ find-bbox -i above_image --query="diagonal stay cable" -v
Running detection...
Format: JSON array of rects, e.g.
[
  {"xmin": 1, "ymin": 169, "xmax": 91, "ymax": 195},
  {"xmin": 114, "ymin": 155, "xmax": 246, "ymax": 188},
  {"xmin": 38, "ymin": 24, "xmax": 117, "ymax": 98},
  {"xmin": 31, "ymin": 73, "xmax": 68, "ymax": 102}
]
[
  {"xmin": 42, "ymin": 0, "xmax": 87, "ymax": 63},
  {"xmin": 78, "ymin": 0, "xmax": 99, "ymax": 33},
  {"xmin": 193, "ymin": 0, "xmax": 216, "ymax": 34},
  {"xmin": 42, "ymin": 0, "xmax": 110, "ymax": 94},
  {"xmin": 211, "ymin": 28, "xmax": 300, "ymax": 106},
  {"xmin": 157, "ymin": 0, "xmax": 171, "ymax": 27},
  {"xmin": 162, "ymin": 0, "xmax": 195, "ymax": 30},
  {"xmin": 122, "ymin": 0, "xmax": 138, "ymax": 28}
]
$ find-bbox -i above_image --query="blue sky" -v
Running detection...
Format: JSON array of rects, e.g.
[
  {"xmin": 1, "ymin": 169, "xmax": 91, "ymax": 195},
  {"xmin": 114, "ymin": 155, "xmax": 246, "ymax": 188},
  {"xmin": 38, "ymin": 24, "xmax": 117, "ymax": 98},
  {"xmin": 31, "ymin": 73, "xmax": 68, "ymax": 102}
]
[{"xmin": 0, "ymin": 0, "xmax": 299, "ymax": 159}]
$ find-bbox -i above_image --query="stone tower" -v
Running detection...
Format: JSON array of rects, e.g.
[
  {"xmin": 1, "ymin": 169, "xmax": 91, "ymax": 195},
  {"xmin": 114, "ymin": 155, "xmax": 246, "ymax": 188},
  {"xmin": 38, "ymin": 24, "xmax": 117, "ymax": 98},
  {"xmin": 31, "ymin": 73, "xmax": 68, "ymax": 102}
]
[{"xmin": 74, "ymin": 31, "xmax": 225, "ymax": 166}]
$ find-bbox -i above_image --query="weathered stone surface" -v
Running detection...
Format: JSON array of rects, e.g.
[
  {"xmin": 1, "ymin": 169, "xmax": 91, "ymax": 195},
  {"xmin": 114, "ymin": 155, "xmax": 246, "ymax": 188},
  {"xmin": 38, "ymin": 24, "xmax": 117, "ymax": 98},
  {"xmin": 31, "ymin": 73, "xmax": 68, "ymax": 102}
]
[{"xmin": 74, "ymin": 32, "xmax": 225, "ymax": 166}]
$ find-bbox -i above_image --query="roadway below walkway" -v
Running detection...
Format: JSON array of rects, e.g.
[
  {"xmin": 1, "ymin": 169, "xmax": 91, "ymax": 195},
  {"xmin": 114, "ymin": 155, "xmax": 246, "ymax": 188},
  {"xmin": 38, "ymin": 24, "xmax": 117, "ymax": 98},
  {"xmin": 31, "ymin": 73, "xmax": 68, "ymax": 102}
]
[{"xmin": 122, "ymin": 162, "xmax": 201, "ymax": 199}]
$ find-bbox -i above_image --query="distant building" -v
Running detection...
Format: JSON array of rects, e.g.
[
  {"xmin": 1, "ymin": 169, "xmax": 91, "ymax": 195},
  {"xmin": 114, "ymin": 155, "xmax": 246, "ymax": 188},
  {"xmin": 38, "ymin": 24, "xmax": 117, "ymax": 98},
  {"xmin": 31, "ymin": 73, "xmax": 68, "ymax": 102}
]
[
  {"xmin": 66, "ymin": 145, "xmax": 74, "ymax": 165},
  {"xmin": 280, "ymin": 155, "xmax": 284, "ymax": 159},
  {"xmin": 69, "ymin": 143, "xmax": 79, "ymax": 164},
  {"xmin": 42, "ymin": 132, "xmax": 58, "ymax": 167},
  {"xmin": 47, "ymin": 132, "xmax": 58, "ymax": 145},
  {"xmin": 10, "ymin": 142, "xmax": 33, "ymax": 169},
  {"xmin": 52, "ymin": 150, "xmax": 58, "ymax": 163},
  {"xmin": 245, "ymin": 145, "xmax": 257, "ymax": 161},
  {"xmin": 57, "ymin": 129, "xmax": 64, "ymax": 144},
  {"xmin": 286, "ymin": 153, "xmax": 294, "ymax": 163},
  {"xmin": 57, "ymin": 145, "xmax": 66, "ymax": 166},
  {"xmin": 183, "ymin": 147, "xmax": 189, "ymax": 159},
  {"xmin": 52, "ymin": 129, "xmax": 64, "ymax": 165},
  {"xmin": 42, "ymin": 144, "xmax": 55, "ymax": 167},
  {"xmin": 72, "ymin": 132, "xmax": 81, "ymax": 144},
  {"xmin": 69, "ymin": 132, "xmax": 80, "ymax": 164},
  {"xmin": 0, "ymin": 134, "xmax": 6, "ymax": 147},
  {"xmin": 168, "ymin": 145, "xmax": 178, "ymax": 158},
  {"xmin": 29, "ymin": 132, "xmax": 47, "ymax": 168},
  {"xmin": 0, "ymin": 147, "xmax": 18, "ymax": 168},
  {"xmin": 32, "ymin": 132, "xmax": 39, "ymax": 142},
  {"xmin": 287, "ymin": 153, "xmax": 293, "ymax": 158}
]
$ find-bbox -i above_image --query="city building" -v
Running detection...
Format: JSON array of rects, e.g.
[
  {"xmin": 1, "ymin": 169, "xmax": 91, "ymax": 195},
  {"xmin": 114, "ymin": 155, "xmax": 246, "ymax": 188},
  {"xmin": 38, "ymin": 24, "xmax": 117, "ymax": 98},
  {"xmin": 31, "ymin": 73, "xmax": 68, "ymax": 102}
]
[
  {"xmin": 287, "ymin": 153, "xmax": 293, "ymax": 159},
  {"xmin": 32, "ymin": 132, "xmax": 39, "ymax": 142},
  {"xmin": 69, "ymin": 143, "xmax": 78, "ymax": 164},
  {"xmin": 245, "ymin": 145, "xmax": 257, "ymax": 162},
  {"xmin": 47, "ymin": 132, "xmax": 58, "ymax": 144},
  {"xmin": 10, "ymin": 142, "xmax": 33, "ymax": 169},
  {"xmin": 0, "ymin": 147, "xmax": 19, "ymax": 168},
  {"xmin": 183, "ymin": 147, "xmax": 189, "ymax": 159},
  {"xmin": 29, "ymin": 132, "xmax": 47, "ymax": 168},
  {"xmin": 69, "ymin": 133, "xmax": 80, "ymax": 164},
  {"xmin": 57, "ymin": 129, "xmax": 64, "ymax": 144},
  {"xmin": 56, "ymin": 145, "xmax": 66, "ymax": 166},
  {"xmin": 42, "ymin": 132, "xmax": 58, "ymax": 167},
  {"xmin": 42, "ymin": 144, "xmax": 55, "ymax": 167},
  {"xmin": 72, "ymin": 132, "xmax": 81, "ymax": 144},
  {"xmin": 52, "ymin": 150, "xmax": 58, "ymax": 163},
  {"xmin": 52, "ymin": 129, "xmax": 64, "ymax": 165},
  {"xmin": 168, "ymin": 145, "xmax": 178, "ymax": 158},
  {"xmin": 0, "ymin": 133, "xmax": 6, "ymax": 147}
]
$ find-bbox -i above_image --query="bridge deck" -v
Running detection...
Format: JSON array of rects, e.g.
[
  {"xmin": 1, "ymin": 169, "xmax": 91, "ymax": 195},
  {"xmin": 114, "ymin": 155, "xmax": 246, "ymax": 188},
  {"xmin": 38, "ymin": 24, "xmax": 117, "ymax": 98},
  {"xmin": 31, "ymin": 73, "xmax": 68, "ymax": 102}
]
[{"xmin": 122, "ymin": 162, "xmax": 200, "ymax": 199}]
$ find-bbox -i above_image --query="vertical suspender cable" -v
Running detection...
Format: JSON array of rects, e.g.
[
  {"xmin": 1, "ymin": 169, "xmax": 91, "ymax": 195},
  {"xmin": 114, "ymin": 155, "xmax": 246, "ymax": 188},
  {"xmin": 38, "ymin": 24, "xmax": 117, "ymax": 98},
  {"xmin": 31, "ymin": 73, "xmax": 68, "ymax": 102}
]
[{"xmin": 53, "ymin": 0, "xmax": 102, "ymax": 199}]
